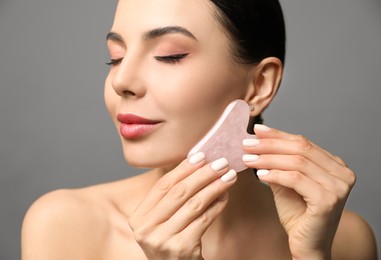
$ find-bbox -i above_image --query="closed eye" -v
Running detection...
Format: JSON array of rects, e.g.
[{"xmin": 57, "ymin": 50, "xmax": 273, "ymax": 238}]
[
  {"xmin": 105, "ymin": 58, "xmax": 123, "ymax": 66},
  {"xmin": 154, "ymin": 53, "xmax": 189, "ymax": 64}
]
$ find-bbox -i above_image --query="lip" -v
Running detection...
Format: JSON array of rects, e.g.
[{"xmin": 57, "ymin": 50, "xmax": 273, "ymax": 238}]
[{"xmin": 117, "ymin": 113, "xmax": 162, "ymax": 139}]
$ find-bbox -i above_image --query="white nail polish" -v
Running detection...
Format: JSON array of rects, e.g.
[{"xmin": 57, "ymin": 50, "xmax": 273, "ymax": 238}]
[
  {"xmin": 242, "ymin": 154, "xmax": 259, "ymax": 162},
  {"xmin": 257, "ymin": 169, "xmax": 270, "ymax": 176},
  {"xmin": 188, "ymin": 152, "xmax": 205, "ymax": 164},
  {"xmin": 254, "ymin": 124, "xmax": 270, "ymax": 132},
  {"xmin": 243, "ymin": 139, "xmax": 260, "ymax": 147},
  {"xmin": 211, "ymin": 158, "xmax": 228, "ymax": 171},
  {"xmin": 221, "ymin": 169, "xmax": 237, "ymax": 182}
]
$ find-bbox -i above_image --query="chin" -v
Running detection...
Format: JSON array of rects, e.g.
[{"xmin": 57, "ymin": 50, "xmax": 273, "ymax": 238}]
[{"xmin": 123, "ymin": 152, "xmax": 185, "ymax": 170}]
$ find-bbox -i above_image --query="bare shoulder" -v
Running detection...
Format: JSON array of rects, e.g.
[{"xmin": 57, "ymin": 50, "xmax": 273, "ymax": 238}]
[
  {"xmin": 21, "ymin": 172, "xmax": 157, "ymax": 260},
  {"xmin": 332, "ymin": 209, "xmax": 378, "ymax": 260},
  {"xmin": 21, "ymin": 187, "xmax": 110, "ymax": 259}
]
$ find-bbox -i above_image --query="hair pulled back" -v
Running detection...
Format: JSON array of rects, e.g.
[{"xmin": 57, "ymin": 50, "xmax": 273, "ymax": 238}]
[
  {"xmin": 210, "ymin": 0, "xmax": 286, "ymax": 65},
  {"xmin": 209, "ymin": 0, "xmax": 286, "ymax": 126}
]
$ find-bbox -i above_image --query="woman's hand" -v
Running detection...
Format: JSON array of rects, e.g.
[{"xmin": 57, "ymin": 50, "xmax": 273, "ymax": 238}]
[
  {"xmin": 242, "ymin": 124, "xmax": 356, "ymax": 260},
  {"xmin": 128, "ymin": 153, "xmax": 237, "ymax": 260}
]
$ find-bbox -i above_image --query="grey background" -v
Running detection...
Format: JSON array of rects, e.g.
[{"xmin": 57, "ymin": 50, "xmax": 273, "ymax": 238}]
[{"xmin": 0, "ymin": 0, "xmax": 380, "ymax": 259}]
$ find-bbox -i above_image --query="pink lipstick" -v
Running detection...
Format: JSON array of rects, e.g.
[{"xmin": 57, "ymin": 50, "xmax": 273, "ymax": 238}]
[{"xmin": 117, "ymin": 114, "xmax": 162, "ymax": 139}]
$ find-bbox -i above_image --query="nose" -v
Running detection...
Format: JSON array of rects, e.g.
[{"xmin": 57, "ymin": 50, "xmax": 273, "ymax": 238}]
[{"xmin": 111, "ymin": 57, "xmax": 146, "ymax": 98}]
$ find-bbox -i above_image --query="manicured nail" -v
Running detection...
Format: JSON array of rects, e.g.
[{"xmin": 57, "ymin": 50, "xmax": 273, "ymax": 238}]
[
  {"xmin": 221, "ymin": 169, "xmax": 237, "ymax": 182},
  {"xmin": 254, "ymin": 124, "xmax": 270, "ymax": 132},
  {"xmin": 257, "ymin": 169, "xmax": 270, "ymax": 176},
  {"xmin": 188, "ymin": 152, "xmax": 205, "ymax": 164},
  {"xmin": 242, "ymin": 154, "xmax": 259, "ymax": 162},
  {"xmin": 211, "ymin": 158, "xmax": 228, "ymax": 171},
  {"xmin": 243, "ymin": 138, "xmax": 260, "ymax": 147}
]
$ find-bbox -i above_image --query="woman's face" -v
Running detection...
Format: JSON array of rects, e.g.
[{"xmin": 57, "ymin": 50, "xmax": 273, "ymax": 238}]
[{"xmin": 105, "ymin": 0, "xmax": 254, "ymax": 168}]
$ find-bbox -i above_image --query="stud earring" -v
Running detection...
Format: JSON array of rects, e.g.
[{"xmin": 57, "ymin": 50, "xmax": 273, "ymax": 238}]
[{"xmin": 249, "ymin": 104, "xmax": 255, "ymax": 111}]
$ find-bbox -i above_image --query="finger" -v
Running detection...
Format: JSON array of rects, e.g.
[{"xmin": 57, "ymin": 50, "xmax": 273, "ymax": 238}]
[
  {"xmin": 253, "ymin": 124, "xmax": 296, "ymax": 140},
  {"xmin": 243, "ymin": 154, "xmax": 344, "ymax": 193},
  {"xmin": 253, "ymin": 124, "xmax": 344, "ymax": 165},
  {"xmin": 146, "ymin": 158, "xmax": 230, "ymax": 226},
  {"xmin": 251, "ymin": 125, "xmax": 352, "ymax": 180},
  {"xmin": 172, "ymin": 191, "xmax": 230, "ymax": 242},
  {"xmin": 130, "ymin": 152, "xmax": 206, "ymax": 225},
  {"xmin": 319, "ymin": 149, "xmax": 348, "ymax": 167},
  {"xmin": 256, "ymin": 169, "xmax": 342, "ymax": 214},
  {"xmin": 243, "ymin": 137, "xmax": 349, "ymax": 180},
  {"xmin": 158, "ymin": 169, "xmax": 237, "ymax": 235}
]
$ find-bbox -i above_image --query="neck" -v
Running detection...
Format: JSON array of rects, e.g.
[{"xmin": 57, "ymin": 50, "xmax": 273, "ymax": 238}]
[
  {"xmin": 201, "ymin": 169, "xmax": 281, "ymax": 246},
  {"xmin": 152, "ymin": 166, "xmax": 276, "ymax": 222},
  {"xmin": 201, "ymin": 170, "xmax": 290, "ymax": 259},
  {"xmin": 212, "ymin": 168, "xmax": 277, "ymax": 225},
  {"xmin": 133, "ymin": 167, "xmax": 287, "ymax": 258},
  {"xmin": 150, "ymin": 166, "xmax": 278, "ymax": 226}
]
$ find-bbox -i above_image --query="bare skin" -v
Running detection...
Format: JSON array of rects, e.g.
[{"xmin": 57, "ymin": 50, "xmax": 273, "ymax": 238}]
[
  {"xmin": 22, "ymin": 126, "xmax": 378, "ymax": 260},
  {"xmin": 21, "ymin": 0, "xmax": 377, "ymax": 259}
]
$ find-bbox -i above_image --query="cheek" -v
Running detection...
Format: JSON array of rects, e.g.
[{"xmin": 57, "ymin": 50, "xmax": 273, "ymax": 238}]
[
  {"xmin": 147, "ymin": 61, "xmax": 247, "ymax": 155},
  {"xmin": 150, "ymin": 61, "xmax": 246, "ymax": 118}
]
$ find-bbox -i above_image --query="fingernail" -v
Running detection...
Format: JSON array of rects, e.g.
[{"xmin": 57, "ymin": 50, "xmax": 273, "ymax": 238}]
[
  {"xmin": 242, "ymin": 154, "xmax": 259, "ymax": 162},
  {"xmin": 188, "ymin": 152, "xmax": 205, "ymax": 164},
  {"xmin": 254, "ymin": 124, "xmax": 270, "ymax": 132},
  {"xmin": 243, "ymin": 139, "xmax": 260, "ymax": 147},
  {"xmin": 257, "ymin": 169, "xmax": 270, "ymax": 176},
  {"xmin": 211, "ymin": 158, "xmax": 228, "ymax": 171},
  {"xmin": 221, "ymin": 169, "xmax": 237, "ymax": 182}
]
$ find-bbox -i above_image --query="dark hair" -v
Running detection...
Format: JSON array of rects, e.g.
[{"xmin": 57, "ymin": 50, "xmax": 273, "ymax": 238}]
[
  {"xmin": 210, "ymin": 0, "xmax": 286, "ymax": 65},
  {"xmin": 209, "ymin": 0, "xmax": 286, "ymax": 128}
]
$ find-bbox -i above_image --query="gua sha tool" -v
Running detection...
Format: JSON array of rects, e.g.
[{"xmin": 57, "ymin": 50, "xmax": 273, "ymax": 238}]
[{"xmin": 188, "ymin": 99, "xmax": 256, "ymax": 172}]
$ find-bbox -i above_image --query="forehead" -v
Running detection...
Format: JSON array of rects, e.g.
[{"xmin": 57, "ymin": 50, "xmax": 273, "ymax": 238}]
[{"xmin": 112, "ymin": 0, "xmax": 223, "ymax": 39}]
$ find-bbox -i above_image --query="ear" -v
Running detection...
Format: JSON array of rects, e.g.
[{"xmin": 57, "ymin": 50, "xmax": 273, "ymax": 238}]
[{"xmin": 243, "ymin": 57, "xmax": 283, "ymax": 117}]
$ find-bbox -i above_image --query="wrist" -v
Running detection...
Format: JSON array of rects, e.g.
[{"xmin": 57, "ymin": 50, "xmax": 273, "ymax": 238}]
[
  {"xmin": 292, "ymin": 250, "xmax": 332, "ymax": 260},
  {"xmin": 292, "ymin": 250, "xmax": 331, "ymax": 260}
]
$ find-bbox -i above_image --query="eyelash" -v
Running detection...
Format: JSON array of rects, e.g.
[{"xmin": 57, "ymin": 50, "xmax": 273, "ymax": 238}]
[
  {"xmin": 154, "ymin": 53, "xmax": 189, "ymax": 64},
  {"xmin": 105, "ymin": 53, "xmax": 189, "ymax": 66},
  {"xmin": 105, "ymin": 58, "xmax": 123, "ymax": 66}
]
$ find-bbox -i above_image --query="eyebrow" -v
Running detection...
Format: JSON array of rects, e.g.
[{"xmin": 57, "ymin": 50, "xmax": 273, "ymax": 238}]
[
  {"xmin": 106, "ymin": 32, "xmax": 124, "ymax": 43},
  {"xmin": 143, "ymin": 26, "xmax": 197, "ymax": 41},
  {"xmin": 106, "ymin": 26, "xmax": 197, "ymax": 44}
]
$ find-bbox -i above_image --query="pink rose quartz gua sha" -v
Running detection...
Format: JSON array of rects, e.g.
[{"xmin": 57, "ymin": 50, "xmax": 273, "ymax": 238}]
[{"xmin": 188, "ymin": 99, "xmax": 256, "ymax": 172}]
